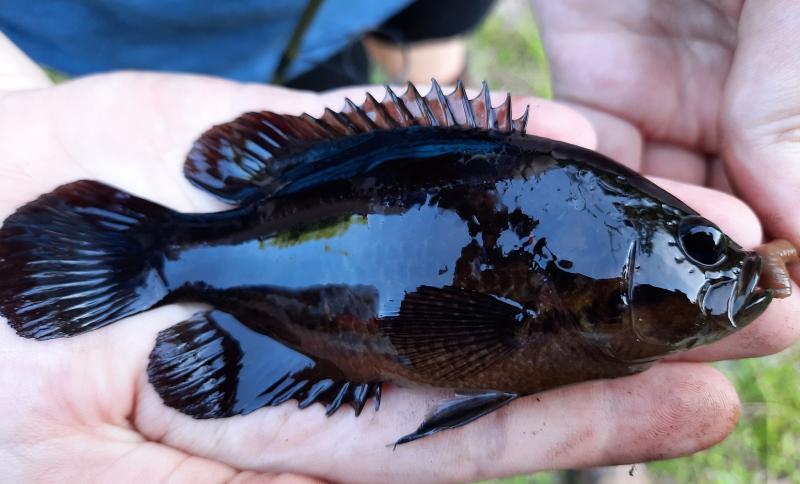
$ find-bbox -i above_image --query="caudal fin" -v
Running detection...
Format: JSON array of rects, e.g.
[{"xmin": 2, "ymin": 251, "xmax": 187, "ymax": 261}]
[{"xmin": 0, "ymin": 180, "xmax": 174, "ymax": 340}]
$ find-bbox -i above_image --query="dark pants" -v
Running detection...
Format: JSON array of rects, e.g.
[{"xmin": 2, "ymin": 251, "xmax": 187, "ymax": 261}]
[{"xmin": 285, "ymin": 0, "xmax": 495, "ymax": 91}]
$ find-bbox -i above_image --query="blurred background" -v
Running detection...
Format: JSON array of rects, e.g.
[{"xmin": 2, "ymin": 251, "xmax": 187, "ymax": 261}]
[
  {"xmin": 456, "ymin": 1, "xmax": 799, "ymax": 483},
  {"xmin": 28, "ymin": 0, "xmax": 800, "ymax": 481}
]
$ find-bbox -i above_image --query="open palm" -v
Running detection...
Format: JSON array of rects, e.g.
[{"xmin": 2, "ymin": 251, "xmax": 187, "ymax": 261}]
[
  {"xmin": 0, "ymin": 67, "xmax": 798, "ymax": 483},
  {"xmin": 531, "ymin": 0, "xmax": 800, "ymax": 254}
]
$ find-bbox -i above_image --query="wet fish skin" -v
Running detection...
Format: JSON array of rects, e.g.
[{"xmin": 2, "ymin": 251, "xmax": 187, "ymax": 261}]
[
  {"xmin": 0, "ymin": 82, "xmax": 772, "ymax": 445},
  {"xmin": 158, "ymin": 131, "xmax": 655, "ymax": 394}
]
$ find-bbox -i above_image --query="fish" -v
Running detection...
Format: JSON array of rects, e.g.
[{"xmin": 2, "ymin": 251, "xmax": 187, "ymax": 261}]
[{"xmin": 0, "ymin": 81, "xmax": 796, "ymax": 446}]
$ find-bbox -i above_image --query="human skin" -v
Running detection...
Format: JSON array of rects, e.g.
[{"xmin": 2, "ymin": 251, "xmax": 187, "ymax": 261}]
[
  {"xmin": 529, "ymin": 0, "xmax": 800, "ymax": 308},
  {"xmin": 0, "ymin": 29, "xmax": 798, "ymax": 483}
]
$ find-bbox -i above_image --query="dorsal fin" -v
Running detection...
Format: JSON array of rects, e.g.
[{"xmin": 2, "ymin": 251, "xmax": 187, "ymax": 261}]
[{"xmin": 185, "ymin": 81, "xmax": 530, "ymax": 204}]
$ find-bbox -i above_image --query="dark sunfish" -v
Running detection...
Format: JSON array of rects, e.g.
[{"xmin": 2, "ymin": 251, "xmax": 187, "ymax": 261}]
[{"xmin": 0, "ymin": 81, "xmax": 795, "ymax": 446}]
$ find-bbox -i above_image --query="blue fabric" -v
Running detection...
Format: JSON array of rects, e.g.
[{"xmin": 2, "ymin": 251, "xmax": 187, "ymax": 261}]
[{"xmin": 0, "ymin": 0, "xmax": 412, "ymax": 82}]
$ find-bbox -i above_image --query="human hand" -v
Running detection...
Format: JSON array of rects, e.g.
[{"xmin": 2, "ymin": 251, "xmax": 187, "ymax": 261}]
[
  {"xmin": 530, "ymin": 0, "xmax": 800, "ymax": 360},
  {"xmin": 0, "ymin": 35, "xmax": 798, "ymax": 483}
]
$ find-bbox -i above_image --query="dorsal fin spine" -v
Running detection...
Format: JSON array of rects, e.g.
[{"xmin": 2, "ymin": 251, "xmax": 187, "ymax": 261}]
[
  {"xmin": 184, "ymin": 80, "xmax": 530, "ymax": 203},
  {"xmin": 514, "ymin": 105, "xmax": 530, "ymax": 134},
  {"xmin": 322, "ymin": 107, "xmax": 357, "ymax": 135},
  {"xmin": 384, "ymin": 86, "xmax": 416, "ymax": 127},
  {"xmin": 480, "ymin": 81, "xmax": 496, "ymax": 129},
  {"xmin": 455, "ymin": 81, "xmax": 478, "ymax": 128},
  {"xmin": 365, "ymin": 92, "xmax": 400, "ymax": 129},
  {"xmin": 430, "ymin": 79, "xmax": 456, "ymax": 127},
  {"xmin": 300, "ymin": 113, "xmax": 334, "ymax": 139},
  {"xmin": 408, "ymin": 82, "xmax": 438, "ymax": 127},
  {"xmin": 343, "ymin": 98, "xmax": 378, "ymax": 131},
  {"xmin": 501, "ymin": 94, "xmax": 512, "ymax": 131}
]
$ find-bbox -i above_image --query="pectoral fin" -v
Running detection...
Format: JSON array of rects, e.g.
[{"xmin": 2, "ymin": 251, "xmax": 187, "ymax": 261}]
[
  {"xmin": 382, "ymin": 285, "xmax": 527, "ymax": 380},
  {"xmin": 394, "ymin": 391, "xmax": 519, "ymax": 447}
]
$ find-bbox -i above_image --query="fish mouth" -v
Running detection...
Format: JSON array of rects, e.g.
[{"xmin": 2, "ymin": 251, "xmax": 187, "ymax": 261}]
[{"xmin": 728, "ymin": 253, "xmax": 772, "ymax": 328}]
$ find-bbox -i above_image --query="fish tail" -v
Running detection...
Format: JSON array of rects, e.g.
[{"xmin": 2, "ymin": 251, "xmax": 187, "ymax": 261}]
[{"xmin": 0, "ymin": 180, "xmax": 175, "ymax": 340}]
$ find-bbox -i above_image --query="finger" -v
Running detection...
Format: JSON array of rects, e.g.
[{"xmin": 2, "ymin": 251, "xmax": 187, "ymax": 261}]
[
  {"xmin": 364, "ymin": 36, "xmax": 467, "ymax": 86},
  {"xmin": 642, "ymin": 143, "xmax": 707, "ymax": 186},
  {"xmin": 518, "ymin": 96, "xmax": 597, "ymax": 149},
  {"xmin": 0, "ymin": 72, "xmax": 325, "ymax": 214},
  {"xmin": 36, "ymin": 73, "xmax": 322, "ymax": 213},
  {"xmin": 707, "ymin": 156, "xmax": 734, "ymax": 193},
  {"xmin": 566, "ymin": 103, "xmax": 643, "ymax": 171},
  {"xmin": 324, "ymin": 82, "xmax": 599, "ymax": 150},
  {"xmin": 1, "ymin": 300, "xmax": 320, "ymax": 484},
  {"xmin": 0, "ymin": 89, "xmax": 89, "ymax": 211},
  {"xmin": 655, "ymin": 179, "xmax": 800, "ymax": 361},
  {"xmin": 136, "ymin": 363, "xmax": 737, "ymax": 483},
  {"xmin": 0, "ymin": 32, "xmax": 52, "ymax": 93},
  {"xmin": 649, "ymin": 176, "xmax": 762, "ymax": 248},
  {"xmin": 0, "ymin": 307, "xmax": 272, "ymax": 483},
  {"xmin": 647, "ymin": 177, "xmax": 800, "ymax": 360},
  {"xmin": 722, "ymin": 0, "xmax": 800, "ymax": 248},
  {"xmin": 0, "ymin": 74, "xmax": 598, "ymax": 215},
  {"xmin": 531, "ymin": 0, "xmax": 734, "ymax": 149},
  {"xmin": 678, "ymin": 285, "xmax": 800, "ymax": 361}
]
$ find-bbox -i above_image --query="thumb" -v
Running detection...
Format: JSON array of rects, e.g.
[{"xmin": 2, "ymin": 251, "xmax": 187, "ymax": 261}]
[
  {"xmin": 0, "ymin": 33, "xmax": 53, "ymax": 92},
  {"xmin": 722, "ymin": 0, "xmax": 800, "ymax": 247}
]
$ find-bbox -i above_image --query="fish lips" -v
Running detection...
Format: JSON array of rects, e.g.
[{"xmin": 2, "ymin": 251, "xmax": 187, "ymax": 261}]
[
  {"xmin": 702, "ymin": 253, "xmax": 771, "ymax": 330},
  {"xmin": 729, "ymin": 253, "xmax": 772, "ymax": 328}
]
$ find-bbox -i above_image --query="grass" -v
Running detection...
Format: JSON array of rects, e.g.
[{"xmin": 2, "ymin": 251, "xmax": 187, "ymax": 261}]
[
  {"xmin": 650, "ymin": 351, "xmax": 800, "ymax": 483},
  {"xmin": 39, "ymin": 4, "xmax": 799, "ymax": 480},
  {"xmin": 467, "ymin": 1, "xmax": 800, "ymax": 483},
  {"xmin": 466, "ymin": 1, "xmax": 551, "ymax": 99},
  {"xmin": 43, "ymin": 67, "xmax": 68, "ymax": 84}
]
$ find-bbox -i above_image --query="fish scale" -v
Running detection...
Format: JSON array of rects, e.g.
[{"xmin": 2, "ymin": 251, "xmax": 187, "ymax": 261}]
[{"xmin": 0, "ymin": 81, "xmax": 780, "ymax": 446}]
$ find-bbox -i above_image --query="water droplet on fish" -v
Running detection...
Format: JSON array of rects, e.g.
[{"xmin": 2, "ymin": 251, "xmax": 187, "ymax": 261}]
[
  {"xmin": 616, "ymin": 175, "xmax": 627, "ymax": 184},
  {"xmin": 688, "ymin": 268, "xmax": 696, "ymax": 274},
  {"xmin": 674, "ymin": 256, "xmax": 685, "ymax": 263}
]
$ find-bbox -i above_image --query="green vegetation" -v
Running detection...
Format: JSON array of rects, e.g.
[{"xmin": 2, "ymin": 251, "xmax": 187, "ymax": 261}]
[
  {"xmin": 467, "ymin": 2, "xmax": 552, "ymax": 99},
  {"xmin": 39, "ymin": 3, "xmax": 798, "ymax": 480},
  {"xmin": 469, "ymin": 2, "xmax": 799, "ymax": 483},
  {"xmin": 650, "ymin": 351, "xmax": 800, "ymax": 483},
  {"xmin": 43, "ymin": 67, "xmax": 68, "ymax": 83},
  {"xmin": 480, "ymin": 474, "xmax": 555, "ymax": 484}
]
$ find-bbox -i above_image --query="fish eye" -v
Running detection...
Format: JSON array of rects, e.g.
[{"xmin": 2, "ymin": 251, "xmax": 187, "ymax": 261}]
[{"xmin": 678, "ymin": 216, "xmax": 728, "ymax": 267}]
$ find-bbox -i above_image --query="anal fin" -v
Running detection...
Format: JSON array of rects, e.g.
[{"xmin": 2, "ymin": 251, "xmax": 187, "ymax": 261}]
[
  {"xmin": 147, "ymin": 310, "xmax": 380, "ymax": 418},
  {"xmin": 394, "ymin": 391, "xmax": 518, "ymax": 447}
]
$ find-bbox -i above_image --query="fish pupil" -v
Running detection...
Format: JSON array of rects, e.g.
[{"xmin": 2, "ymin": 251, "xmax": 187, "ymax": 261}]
[{"xmin": 678, "ymin": 216, "xmax": 728, "ymax": 267}]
